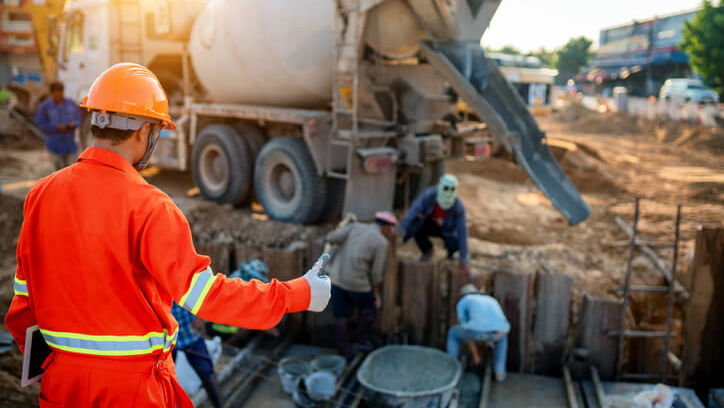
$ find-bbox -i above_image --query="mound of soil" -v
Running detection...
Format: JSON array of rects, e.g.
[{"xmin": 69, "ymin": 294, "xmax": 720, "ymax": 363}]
[
  {"xmin": 185, "ymin": 202, "xmax": 330, "ymax": 247},
  {"xmin": 0, "ymin": 111, "xmax": 43, "ymax": 150}
]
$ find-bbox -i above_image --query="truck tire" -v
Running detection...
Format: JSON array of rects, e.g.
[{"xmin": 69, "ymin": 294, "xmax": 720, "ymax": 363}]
[
  {"xmin": 192, "ymin": 124, "xmax": 253, "ymax": 206},
  {"xmin": 254, "ymin": 136, "xmax": 326, "ymax": 224}
]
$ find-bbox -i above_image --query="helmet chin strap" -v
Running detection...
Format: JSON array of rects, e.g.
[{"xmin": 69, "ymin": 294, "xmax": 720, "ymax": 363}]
[{"xmin": 133, "ymin": 127, "xmax": 159, "ymax": 170}]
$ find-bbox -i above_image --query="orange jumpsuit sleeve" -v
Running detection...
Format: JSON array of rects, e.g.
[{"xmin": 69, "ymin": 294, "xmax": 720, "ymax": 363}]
[
  {"xmin": 4, "ymin": 242, "xmax": 36, "ymax": 354},
  {"xmin": 139, "ymin": 198, "xmax": 310, "ymax": 331}
]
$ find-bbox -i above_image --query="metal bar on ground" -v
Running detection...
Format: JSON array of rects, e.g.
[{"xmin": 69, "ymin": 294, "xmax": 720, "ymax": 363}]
[
  {"xmin": 563, "ymin": 366, "xmax": 579, "ymax": 408},
  {"xmin": 591, "ymin": 366, "xmax": 606, "ymax": 408},
  {"xmin": 661, "ymin": 204, "xmax": 681, "ymax": 382},
  {"xmin": 616, "ymin": 197, "xmax": 640, "ymax": 381},
  {"xmin": 609, "ymin": 330, "xmax": 668, "ymax": 338},
  {"xmin": 479, "ymin": 356, "xmax": 493, "ymax": 408},
  {"xmin": 614, "ymin": 285, "xmax": 669, "ymax": 292},
  {"xmin": 229, "ymin": 338, "xmax": 291, "ymax": 407}
]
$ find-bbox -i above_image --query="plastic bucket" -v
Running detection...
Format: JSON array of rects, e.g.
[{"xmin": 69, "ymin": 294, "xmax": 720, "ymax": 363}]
[
  {"xmin": 311, "ymin": 354, "xmax": 347, "ymax": 378},
  {"xmin": 277, "ymin": 357, "xmax": 310, "ymax": 395}
]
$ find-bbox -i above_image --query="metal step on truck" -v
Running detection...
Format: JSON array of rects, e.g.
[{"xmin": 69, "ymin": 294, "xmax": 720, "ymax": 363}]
[{"xmin": 55, "ymin": 0, "xmax": 590, "ymax": 224}]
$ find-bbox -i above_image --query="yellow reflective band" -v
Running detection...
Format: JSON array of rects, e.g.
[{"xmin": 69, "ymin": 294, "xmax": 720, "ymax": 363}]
[
  {"xmin": 190, "ymin": 274, "xmax": 217, "ymax": 315},
  {"xmin": 13, "ymin": 276, "xmax": 28, "ymax": 296},
  {"xmin": 39, "ymin": 329, "xmax": 178, "ymax": 357},
  {"xmin": 178, "ymin": 271, "xmax": 203, "ymax": 307},
  {"xmin": 40, "ymin": 329, "xmax": 170, "ymax": 342},
  {"xmin": 43, "ymin": 340, "xmax": 167, "ymax": 356}
]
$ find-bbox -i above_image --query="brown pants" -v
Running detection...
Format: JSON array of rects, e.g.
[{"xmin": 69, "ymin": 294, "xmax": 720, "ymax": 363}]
[{"xmin": 50, "ymin": 153, "xmax": 75, "ymax": 170}]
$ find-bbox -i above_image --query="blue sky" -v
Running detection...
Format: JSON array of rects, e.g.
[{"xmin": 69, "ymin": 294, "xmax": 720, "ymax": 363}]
[{"xmin": 482, "ymin": 0, "xmax": 702, "ymax": 52}]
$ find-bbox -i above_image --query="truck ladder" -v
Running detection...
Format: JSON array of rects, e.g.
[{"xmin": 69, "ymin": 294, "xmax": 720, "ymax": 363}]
[
  {"xmin": 113, "ymin": 0, "xmax": 143, "ymax": 63},
  {"xmin": 328, "ymin": 0, "xmax": 366, "ymax": 182},
  {"xmin": 613, "ymin": 198, "xmax": 682, "ymax": 382}
]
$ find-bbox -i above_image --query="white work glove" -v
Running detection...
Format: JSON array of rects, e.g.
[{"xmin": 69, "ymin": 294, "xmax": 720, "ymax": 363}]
[{"xmin": 303, "ymin": 253, "xmax": 331, "ymax": 312}]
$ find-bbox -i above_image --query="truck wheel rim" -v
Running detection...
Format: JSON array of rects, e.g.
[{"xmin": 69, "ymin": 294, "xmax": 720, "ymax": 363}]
[
  {"xmin": 266, "ymin": 157, "xmax": 301, "ymax": 213},
  {"xmin": 199, "ymin": 144, "xmax": 229, "ymax": 194}
]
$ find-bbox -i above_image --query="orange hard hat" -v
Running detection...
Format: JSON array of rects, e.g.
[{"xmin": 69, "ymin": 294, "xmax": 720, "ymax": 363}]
[{"xmin": 80, "ymin": 63, "xmax": 175, "ymax": 129}]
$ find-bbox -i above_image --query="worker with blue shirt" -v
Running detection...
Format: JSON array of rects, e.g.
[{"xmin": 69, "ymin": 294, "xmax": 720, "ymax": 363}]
[
  {"xmin": 447, "ymin": 284, "xmax": 510, "ymax": 382},
  {"xmin": 171, "ymin": 303, "xmax": 224, "ymax": 408},
  {"xmin": 400, "ymin": 174, "xmax": 469, "ymax": 274},
  {"xmin": 34, "ymin": 81, "xmax": 81, "ymax": 170}
]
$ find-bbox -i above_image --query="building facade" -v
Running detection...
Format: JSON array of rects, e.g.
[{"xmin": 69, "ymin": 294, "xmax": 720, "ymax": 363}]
[{"xmin": 580, "ymin": 9, "xmax": 697, "ymax": 97}]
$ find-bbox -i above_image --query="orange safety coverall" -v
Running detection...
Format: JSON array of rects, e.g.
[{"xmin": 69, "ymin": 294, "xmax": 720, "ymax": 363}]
[{"xmin": 5, "ymin": 147, "xmax": 311, "ymax": 407}]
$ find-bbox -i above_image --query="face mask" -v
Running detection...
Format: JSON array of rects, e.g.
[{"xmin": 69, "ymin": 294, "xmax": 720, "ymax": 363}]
[
  {"xmin": 437, "ymin": 182, "xmax": 457, "ymax": 209},
  {"xmin": 133, "ymin": 126, "xmax": 161, "ymax": 170}
]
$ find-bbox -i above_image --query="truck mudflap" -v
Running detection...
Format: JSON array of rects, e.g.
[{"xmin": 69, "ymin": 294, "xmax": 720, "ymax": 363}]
[{"xmin": 419, "ymin": 41, "xmax": 591, "ymax": 225}]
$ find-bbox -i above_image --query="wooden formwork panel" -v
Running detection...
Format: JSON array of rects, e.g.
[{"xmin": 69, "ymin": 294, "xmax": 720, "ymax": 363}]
[
  {"xmin": 682, "ymin": 227, "xmax": 724, "ymax": 390},
  {"xmin": 234, "ymin": 244, "xmax": 264, "ymax": 267},
  {"xmin": 576, "ymin": 294, "xmax": 621, "ymax": 380},
  {"xmin": 400, "ymin": 259, "xmax": 435, "ymax": 345},
  {"xmin": 494, "ymin": 270, "xmax": 533, "ymax": 373},
  {"xmin": 197, "ymin": 243, "xmax": 233, "ymax": 275},
  {"xmin": 532, "ymin": 272, "xmax": 572, "ymax": 376},
  {"xmin": 380, "ymin": 239, "xmax": 400, "ymax": 334}
]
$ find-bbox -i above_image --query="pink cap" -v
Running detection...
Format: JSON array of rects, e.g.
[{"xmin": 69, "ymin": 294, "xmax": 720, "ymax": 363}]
[{"xmin": 375, "ymin": 211, "xmax": 398, "ymax": 225}]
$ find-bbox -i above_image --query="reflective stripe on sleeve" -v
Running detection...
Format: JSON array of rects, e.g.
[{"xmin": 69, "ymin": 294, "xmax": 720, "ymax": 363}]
[
  {"xmin": 178, "ymin": 267, "xmax": 217, "ymax": 314},
  {"xmin": 40, "ymin": 329, "xmax": 178, "ymax": 356},
  {"xmin": 13, "ymin": 276, "xmax": 28, "ymax": 296}
]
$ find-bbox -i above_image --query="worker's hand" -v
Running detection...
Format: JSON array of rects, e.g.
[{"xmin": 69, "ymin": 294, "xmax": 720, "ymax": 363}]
[
  {"xmin": 303, "ymin": 254, "xmax": 331, "ymax": 312},
  {"xmin": 56, "ymin": 123, "xmax": 68, "ymax": 131},
  {"xmin": 374, "ymin": 292, "xmax": 382, "ymax": 309}
]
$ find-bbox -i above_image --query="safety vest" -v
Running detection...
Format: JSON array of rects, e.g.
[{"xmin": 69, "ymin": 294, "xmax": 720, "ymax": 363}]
[{"xmin": 5, "ymin": 147, "xmax": 311, "ymax": 358}]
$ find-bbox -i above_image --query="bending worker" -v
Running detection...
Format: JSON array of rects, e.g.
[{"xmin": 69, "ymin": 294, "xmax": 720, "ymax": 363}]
[
  {"xmin": 326, "ymin": 212, "xmax": 397, "ymax": 358},
  {"xmin": 400, "ymin": 174, "xmax": 469, "ymax": 273},
  {"xmin": 5, "ymin": 63, "xmax": 331, "ymax": 407},
  {"xmin": 447, "ymin": 284, "xmax": 510, "ymax": 382}
]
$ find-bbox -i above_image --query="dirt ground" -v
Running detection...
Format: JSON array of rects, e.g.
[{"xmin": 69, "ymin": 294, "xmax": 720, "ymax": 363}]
[{"xmin": 0, "ymin": 105, "xmax": 721, "ymax": 405}]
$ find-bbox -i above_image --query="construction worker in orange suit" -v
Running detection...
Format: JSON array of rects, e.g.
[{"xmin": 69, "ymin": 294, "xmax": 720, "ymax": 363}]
[{"xmin": 4, "ymin": 62, "xmax": 331, "ymax": 408}]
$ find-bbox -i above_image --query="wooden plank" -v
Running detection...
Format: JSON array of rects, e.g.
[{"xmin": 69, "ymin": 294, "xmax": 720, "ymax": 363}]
[
  {"xmin": 448, "ymin": 262, "xmax": 469, "ymax": 328},
  {"xmin": 493, "ymin": 271, "xmax": 532, "ymax": 373},
  {"xmin": 380, "ymin": 239, "xmax": 400, "ymax": 334},
  {"xmin": 682, "ymin": 227, "xmax": 724, "ymax": 390},
  {"xmin": 532, "ymin": 273, "xmax": 572, "ymax": 376},
  {"xmin": 263, "ymin": 247, "xmax": 304, "ymax": 337},
  {"xmin": 428, "ymin": 261, "xmax": 447, "ymax": 348},
  {"xmin": 304, "ymin": 238, "xmax": 326, "ymax": 270},
  {"xmin": 576, "ymin": 294, "xmax": 622, "ymax": 380},
  {"xmin": 304, "ymin": 238, "xmax": 334, "ymax": 346},
  {"xmin": 197, "ymin": 244, "xmax": 232, "ymax": 275},
  {"xmin": 234, "ymin": 244, "xmax": 264, "ymax": 267},
  {"xmin": 263, "ymin": 247, "xmax": 302, "ymax": 282},
  {"xmin": 400, "ymin": 259, "xmax": 434, "ymax": 345}
]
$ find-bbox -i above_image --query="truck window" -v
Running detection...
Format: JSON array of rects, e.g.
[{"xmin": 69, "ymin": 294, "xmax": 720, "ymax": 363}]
[{"xmin": 63, "ymin": 12, "xmax": 84, "ymax": 62}]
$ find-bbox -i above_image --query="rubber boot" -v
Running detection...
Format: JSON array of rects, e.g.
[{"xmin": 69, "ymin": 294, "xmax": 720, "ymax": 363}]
[
  {"xmin": 201, "ymin": 375, "xmax": 224, "ymax": 408},
  {"xmin": 334, "ymin": 318, "xmax": 352, "ymax": 359}
]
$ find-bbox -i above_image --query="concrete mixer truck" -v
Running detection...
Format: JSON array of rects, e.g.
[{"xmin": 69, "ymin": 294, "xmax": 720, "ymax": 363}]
[{"xmin": 54, "ymin": 0, "xmax": 590, "ymax": 224}]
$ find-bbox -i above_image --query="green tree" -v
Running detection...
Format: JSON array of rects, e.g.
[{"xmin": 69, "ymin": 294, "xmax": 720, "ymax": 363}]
[
  {"xmin": 555, "ymin": 36, "xmax": 593, "ymax": 84},
  {"xmin": 527, "ymin": 47, "xmax": 558, "ymax": 68},
  {"xmin": 680, "ymin": 0, "xmax": 724, "ymax": 94},
  {"xmin": 497, "ymin": 45, "xmax": 522, "ymax": 55}
]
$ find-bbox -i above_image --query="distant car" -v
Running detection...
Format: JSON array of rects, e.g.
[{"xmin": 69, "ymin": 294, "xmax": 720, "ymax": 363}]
[{"xmin": 659, "ymin": 78, "xmax": 719, "ymax": 104}]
